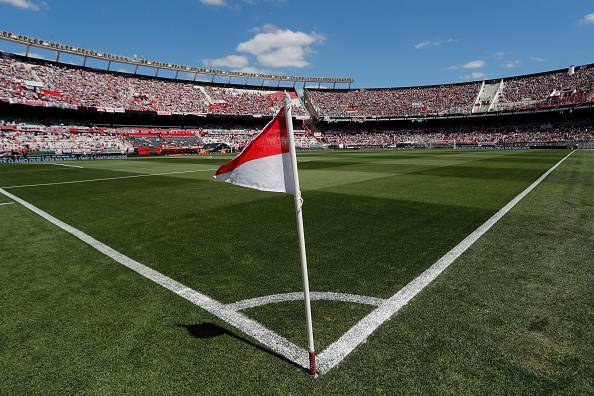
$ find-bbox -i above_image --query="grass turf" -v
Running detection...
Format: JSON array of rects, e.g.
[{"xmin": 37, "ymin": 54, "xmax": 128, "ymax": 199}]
[{"xmin": 0, "ymin": 149, "xmax": 592, "ymax": 394}]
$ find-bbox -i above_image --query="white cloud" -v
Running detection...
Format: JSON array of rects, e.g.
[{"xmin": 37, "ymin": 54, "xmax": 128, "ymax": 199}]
[
  {"xmin": 414, "ymin": 41, "xmax": 431, "ymax": 49},
  {"xmin": 450, "ymin": 59, "xmax": 485, "ymax": 70},
  {"xmin": 463, "ymin": 59, "xmax": 485, "ymax": 69},
  {"xmin": 580, "ymin": 12, "xmax": 594, "ymax": 24},
  {"xmin": 459, "ymin": 71, "xmax": 485, "ymax": 81},
  {"xmin": 237, "ymin": 28, "xmax": 323, "ymax": 56},
  {"xmin": 249, "ymin": 24, "xmax": 280, "ymax": 34},
  {"xmin": 530, "ymin": 56, "xmax": 545, "ymax": 62},
  {"xmin": 0, "ymin": 0, "xmax": 40, "ymax": 10},
  {"xmin": 200, "ymin": 0, "xmax": 225, "ymax": 6},
  {"xmin": 414, "ymin": 38, "xmax": 457, "ymax": 49},
  {"xmin": 493, "ymin": 51, "xmax": 505, "ymax": 59},
  {"xmin": 200, "ymin": 0, "xmax": 286, "ymax": 7},
  {"xmin": 236, "ymin": 26, "xmax": 324, "ymax": 68},
  {"xmin": 256, "ymin": 46, "xmax": 311, "ymax": 68},
  {"xmin": 202, "ymin": 54, "xmax": 249, "ymax": 68},
  {"xmin": 502, "ymin": 59, "xmax": 520, "ymax": 69}
]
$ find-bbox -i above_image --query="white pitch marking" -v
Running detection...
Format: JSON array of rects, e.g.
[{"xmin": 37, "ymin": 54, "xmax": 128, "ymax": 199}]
[
  {"xmin": 0, "ymin": 186, "xmax": 309, "ymax": 370},
  {"xmin": 0, "ymin": 202, "xmax": 15, "ymax": 206},
  {"xmin": 316, "ymin": 150, "xmax": 577, "ymax": 374},
  {"xmin": 0, "ymin": 150, "xmax": 576, "ymax": 376},
  {"xmin": 228, "ymin": 291, "xmax": 385, "ymax": 311},
  {"xmin": 48, "ymin": 163, "xmax": 84, "ymax": 169},
  {"xmin": 1, "ymin": 169, "xmax": 217, "ymax": 189},
  {"xmin": 24, "ymin": 162, "xmax": 83, "ymax": 169},
  {"xmin": 54, "ymin": 163, "xmax": 84, "ymax": 169}
]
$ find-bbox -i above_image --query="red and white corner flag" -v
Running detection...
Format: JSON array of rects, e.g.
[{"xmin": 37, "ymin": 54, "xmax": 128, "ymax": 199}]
[
  {"xmin": 213, "ymin": 107, "xmax": 295, "ymax": 193},
  {"xmin": 213, "ymin": 95, "xmax": 317, "ymax": 377}
]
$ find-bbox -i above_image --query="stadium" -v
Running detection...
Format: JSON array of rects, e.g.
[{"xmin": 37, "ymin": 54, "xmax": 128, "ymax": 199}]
[{"xmin": 1, "ymin": 2, "xmax": 593, "ymax": 394}]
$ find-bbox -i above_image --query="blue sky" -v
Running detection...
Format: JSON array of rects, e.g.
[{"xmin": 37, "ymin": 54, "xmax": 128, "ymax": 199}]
[{"xmin": 0, "ymin": 0, "xmax": 593, "ymax": 87}]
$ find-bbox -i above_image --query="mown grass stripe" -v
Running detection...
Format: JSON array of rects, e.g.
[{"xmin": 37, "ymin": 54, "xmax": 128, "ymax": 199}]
[
  {"xmin": 316, "ymin": 150, "xmax": 576, "ymax": 374},
  {"xmin": 0, "ymin": 186, "xmax": 309, "ymax": 370}
]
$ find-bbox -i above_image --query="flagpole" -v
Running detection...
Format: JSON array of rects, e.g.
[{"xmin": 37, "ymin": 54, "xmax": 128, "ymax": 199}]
[{"xmin": 284, "ymin": 93, "xmax": 317, "ymax": 377}]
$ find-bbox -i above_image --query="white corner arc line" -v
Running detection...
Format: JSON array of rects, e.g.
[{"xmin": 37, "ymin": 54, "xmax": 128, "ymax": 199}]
[
  {"xmin": 0, "ymin": 186, "xmax": 309, "ymax": 370},
  {"xmin": 316, "ymin": 150, "xmax": 576, "ymax": 374},
  {"xmin": 1, "ymin": 169, "xmax": 217, "ymax": 189},
  {"xmin": 228, "ymin": 292, "xmax": 385, "ymax": 311},
  {"xmin": 0, "ymin": 202, "xmax": 15, "ymax": 206}
]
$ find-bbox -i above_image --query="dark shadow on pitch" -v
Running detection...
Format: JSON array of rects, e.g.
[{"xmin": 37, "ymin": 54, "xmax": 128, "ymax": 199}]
[{"xmin": 177, "ymin": 323, "xmax": 307, "ymax": 372}]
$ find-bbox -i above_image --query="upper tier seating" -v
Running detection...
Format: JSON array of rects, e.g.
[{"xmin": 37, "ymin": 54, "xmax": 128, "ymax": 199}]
[{"xmin": 0, "ymin": 56, "xmax": 308, "ymax": 117}]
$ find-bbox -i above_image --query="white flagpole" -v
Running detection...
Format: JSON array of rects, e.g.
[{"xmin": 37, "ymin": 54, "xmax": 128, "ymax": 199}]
[{"xmin": 284, "ymin": 93, "xmax": 317, "ymax": 377}]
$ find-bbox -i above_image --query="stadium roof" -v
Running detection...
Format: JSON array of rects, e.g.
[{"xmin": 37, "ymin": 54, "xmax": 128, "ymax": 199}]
[{"xmin": 0, "ymin": 31, "xmax": 353, "ymax": 86}]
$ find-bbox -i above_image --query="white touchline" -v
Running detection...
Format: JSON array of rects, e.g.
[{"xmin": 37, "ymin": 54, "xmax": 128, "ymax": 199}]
[
  {"xmin": 0, "ymin": 186, "xmax": 309, "ymax": 371},
  {"xmin": 1, "ymin": 169, "xmax": 217, "ymax": 189},
  {"xmin": 315, "ymin": 150, "xmax": 576, "ymax": 374}
]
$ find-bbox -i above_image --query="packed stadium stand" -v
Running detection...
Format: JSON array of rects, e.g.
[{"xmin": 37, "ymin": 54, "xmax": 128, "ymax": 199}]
[
  {"xmin": 3, "ymin": 118, "xmax": 593, "ymax": 158},
  {"xmin": 0, "ymin": 120, "xmax": 320, "ymax": 156},
  {"xmin": 0, "ymin": 53, "xmax": 308, "ymax": 118},
  {"xmin": 1, "ymin": 35, "xmax": 594, "ymax": 159},
  {"xmin": 321, "ymin": 124, "xmax": 594, "ymax": 148},
  {"xmin": 304, "ymin": 64, "xmax": 594, "ymax": 119},
  {"xmin": 305, "ymin": 83, "xmax": 481, "ymax": 118}
]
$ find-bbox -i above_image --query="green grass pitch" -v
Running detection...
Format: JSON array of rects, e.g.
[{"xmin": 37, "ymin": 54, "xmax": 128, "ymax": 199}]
[{"xmin": 0, "ymin": 149, "xmax": 592, "ymax": 394}]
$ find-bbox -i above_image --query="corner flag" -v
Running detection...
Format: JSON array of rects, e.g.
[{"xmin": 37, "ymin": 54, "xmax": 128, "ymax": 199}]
[
  {"xmin": 213, "ymin": 95, "xmax": 317, "ymax": 376},
  {"xmin": 213, "ymin": 107, "xmax": 294, "ymax": 193}
]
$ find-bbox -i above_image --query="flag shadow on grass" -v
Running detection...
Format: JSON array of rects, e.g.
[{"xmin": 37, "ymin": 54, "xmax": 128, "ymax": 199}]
[{"xmin": 177, "ymin": 323, "xmax": 307, "ymax": 373}]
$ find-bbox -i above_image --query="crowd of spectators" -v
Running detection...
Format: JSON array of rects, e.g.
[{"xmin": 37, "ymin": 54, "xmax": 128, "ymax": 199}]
[
  {"xmin": 306, "ymin": 83, "xmax": 481, "ymax": 118},
  {"xmin": 0, "ymin": 120, "xmax": 266, "ymax": 154},
  {"xmin": 0, "ymin": 119, "xmax": 319, "ymax": 154},
  {"xmin": 322, "ymin": 124, "xmax": 594, "ymax": 147},
  {"xmin": 0, "ymin": 56, "xmax": 307, "ymax": 117},
  {"xmin": 0, "ymin": 130, "xmax": 133, "ymax": 154},
  {"xmin": 3, "ymin": 54, "xmax": 594, "ymax": 121},
  {"xmin": 3, "ymin": 115, "xmax": 593, "ymax": 155},
  {"xmin": 306, "ymin": 66, "xmax": 594, "ymax": 118},
  {"xmin": 201, "ymin": 129, "xmax": 258, "ymax": 150},
  {"xmin": 501, "ymin": 66, "xmax": 594, "ymax": 103}
]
